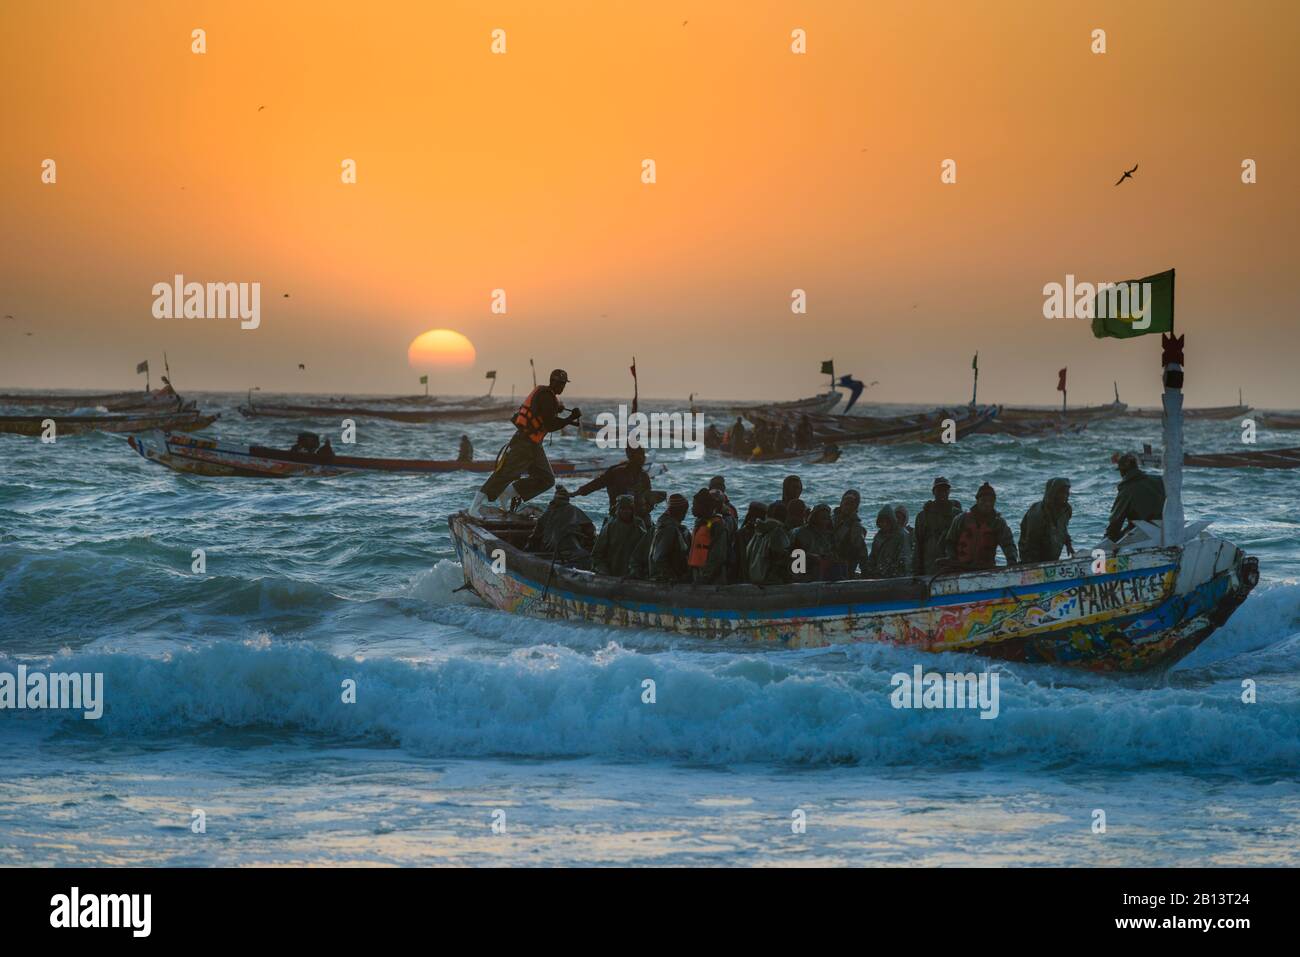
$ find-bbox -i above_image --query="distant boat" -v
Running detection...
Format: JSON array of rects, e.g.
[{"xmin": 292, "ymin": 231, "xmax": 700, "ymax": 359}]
[
  {"xmin": 1121, "ymin": 442, "xmax": 1300, "ymax": 470},
  {"xmin": 1128, "ymin": 403, "xmax": 1251, "ymax": 420},
  {"xmin": 0, "ymin": 382, "xmax": 185, "ymax": 412},
  {"xmin": 1255, "ymin": 411, "xmax": 1300, "ymax": 430},
  {"xmin": 996, "ymin": 400, "xmax": 1126, "ymax": 424},
  {"xmin": 0, "ymin": 409, "xmax": 218, "ymax": 437},
  {"xmin": 715, "ymin": 445, "xmax": 842, "ymax": 465},
  {"xmin": 746, "ymin": 405, "xmax": 998, "ymax": 446},
  {"xmin": 127, "ymin": 431, "xmax": 621, "ymax": 478},
  {"xmin": 237, "ymin": 397, "xmax": 513, "ymax": 423},
  {"xmin": 736, "ymin": 390, "xmax": 843, "ymax": 417}
]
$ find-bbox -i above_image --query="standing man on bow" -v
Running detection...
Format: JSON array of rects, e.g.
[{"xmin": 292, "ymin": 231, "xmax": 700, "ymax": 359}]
[{"xmin": 470, "ymin": 368, "xmax": 581, "ymax": 516}]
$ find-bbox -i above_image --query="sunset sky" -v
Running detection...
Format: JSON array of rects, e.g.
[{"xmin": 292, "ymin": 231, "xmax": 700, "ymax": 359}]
[{"xmin": 3, "ymin": 0, "xmax": 1298, "ymax": 406}]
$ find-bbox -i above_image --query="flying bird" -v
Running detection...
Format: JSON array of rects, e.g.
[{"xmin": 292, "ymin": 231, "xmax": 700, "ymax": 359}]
[
  {"xmin": 682, "ymin": 20, "xmax": 688, "ymax": 26},
  {"xmin": 298, "ymin": 363, "xmax": 306, "ymax": 371},
  {"xmin": 283, "ymin": 293, "xmax": 290, "ymax": 298},
  {"xmin": 258, "ymin": 105, "xmax": 265, "ymax": 111},
  {"xmin": 1114, "ymin": 163, "xmax": 1139, "ymax": 186}
]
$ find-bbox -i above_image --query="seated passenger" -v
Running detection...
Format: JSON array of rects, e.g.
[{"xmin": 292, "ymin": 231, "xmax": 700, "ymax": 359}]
[
  {"xmin": 784, "ymin": 497, "xmax": 808, "ymax": 531},
  {"xmin": 688, "ymin": 488, "xmax": 731, "ymax": 585},
  {"xmin": 592, "ymin": 494, "xmax": 648, "ymax": 577},
  {"xmin": 793, "ymin": 503, "xmax": 836, "ymax": 580},
  {"xmin": 524, "ymin": 486, "xmax": 595, "ymax": 561},
  {"xmin": 868, "ymin": 506, "xmax": 910, "ymax": 579},
  {"xmin": 894, "ymin": 505, "xmax": 915, "ymax": 572},
  {"xmin": 832, "ymin": 490, "xmax": 870, "ymax": 577},
  {"xmin": 648, "ymin": 493, "xmax": 691, "ymax": 582},
  {"xmin": 746, "ymin": 501, "xmax": 795, "ymax": 585},
  {"xmin": 733, "ymin": 501, "xmax": 768, "ymax": 583}
]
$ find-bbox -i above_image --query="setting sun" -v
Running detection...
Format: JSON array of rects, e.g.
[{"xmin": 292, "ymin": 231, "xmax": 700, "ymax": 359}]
[{"xmin": 407, "ymin": 329, "xmax": 476, "ymax": 371}]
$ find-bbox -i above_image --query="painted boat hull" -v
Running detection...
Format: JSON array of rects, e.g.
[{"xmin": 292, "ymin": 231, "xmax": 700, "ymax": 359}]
[
  {"xmin": 448, "ymin": 512, "xmax": 1257, "ymax": 673},
  {"xmin": 0, "ymin": 411, "xmax": 218, "ymax": 437},
  {"xmin": 127, "ymin": 430, "xmax": 617, "ymax": 478}
]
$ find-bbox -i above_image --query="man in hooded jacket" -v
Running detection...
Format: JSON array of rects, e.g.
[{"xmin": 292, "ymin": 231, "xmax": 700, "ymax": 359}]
[
  {"xmin": 1019, "ymin": 477, "xmax": 1075, "ymax": 563},
  {"xmin": 592, "ymin": 494, "xmax": 648, "ymax": 576}
]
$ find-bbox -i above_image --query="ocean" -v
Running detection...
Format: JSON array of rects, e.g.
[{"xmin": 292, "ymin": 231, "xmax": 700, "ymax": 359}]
[{"xmin": 2, "ymin": 393, "xmax": 1298, "ymax": 866}]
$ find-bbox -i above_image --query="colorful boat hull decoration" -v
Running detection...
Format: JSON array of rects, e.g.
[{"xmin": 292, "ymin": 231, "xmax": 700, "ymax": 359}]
[
  {"xmin": 448, "ymin": 513, "xmax": 1257, "ymax": 673},
  {"xmin": 127, "ymin": 430, "xmax": 624, "ymax": 478},
  {"xmin": 0, "ymin": 411, "xmax": 218, "ymax": 437}
]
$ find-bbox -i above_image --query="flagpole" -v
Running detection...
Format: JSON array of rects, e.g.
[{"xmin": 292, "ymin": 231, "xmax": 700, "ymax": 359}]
[{"xmin": 1161, "ymin": 336, "xmax": 1186, "ymax": 546}]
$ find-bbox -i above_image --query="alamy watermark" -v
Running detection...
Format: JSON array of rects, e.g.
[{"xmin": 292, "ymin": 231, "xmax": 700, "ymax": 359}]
[
  {"xmin": 593, "ymin": 404, "xmax": 705, "ymax": 460},
  {"xmin": 1042, "ymin": 275, "xmax": 1152, "ymax": 327},
  {"xmin": 152, "ymin": 274, "xmax": 260, "ymax": 329},
  {"xmin": 0, "ymin": 665, "xmax": 104, "ymax": 719},
  {"xmin": 890, "ymin": 664, "xmax": 1000, "ymax": 719}
]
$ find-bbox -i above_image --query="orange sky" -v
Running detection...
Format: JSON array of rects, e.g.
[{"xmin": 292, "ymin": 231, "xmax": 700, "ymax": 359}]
[{"xmin": 3, "ymin": 0, "xmax": 1298, "ymax": 406}]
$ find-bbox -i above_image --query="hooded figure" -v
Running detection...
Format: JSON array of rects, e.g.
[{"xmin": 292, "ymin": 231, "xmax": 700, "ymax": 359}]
[
  {"xmin": 793, "ymin": 503, "xmax": 837, "ymax": 581},
  {"xmin": 1105, "ymin": 453, "xmax": 1166, "ymax": 543},
  {"xmin": 781, "ymin": 474, "xmax": 803, "ymax": 503},
  {"xmin": 592, "ymin": 494, "xmax": 648, "ymax": 576},
  {"xmin": 942, "ymin": 483, "xmax": 1018, "ymax": 572},
  {"xmin": 648, "ymin": 492, "xmax": 691, "ymax": 582},
  {"xmin": 687, "ymin": 488, "xmax": 731, "ymax": 585},
  {"xmin": 913, "ymin": 476, "xmax": 963, "ymax": 575},
  {"xmin": 894, "ymin": 505, "xmax": 915, "ymax": 572},
  {"xmin": 784, "ymin": 498, "xmax": 808, "ymax": 531},
  {"xmin": 747, "ymin": 501, "xmax": 794, "ymax": 585},
  {"xmin": 1020, "ymin": 477, "xmax": 1075, "ymax": 563},
  {"xmin": 868, "ymin": 505, "xmax": 910, "ymax": 579},
  {"xmin": 733, "ymin": 501, "xmax": 768, "ymax": 583},
  {"xmin": 832, "ymin": 489, "xmax": 870, "ymax": 577},
  {"xmin": 524, "ymin": 486, "xmax": 594, "ymax": 561}
]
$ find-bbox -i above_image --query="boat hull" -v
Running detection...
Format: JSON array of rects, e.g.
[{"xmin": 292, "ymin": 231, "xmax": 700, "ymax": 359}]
[
  {"xmin": 0, "ymin": 411, "xmax": 217, "ymax": 436},
  {"xmin": 237, "ymin": 401, "xmax": 512, "ymax": 423},
  {"xmin": 448, "ymin": 512, "xmax": 1256, "ymax": 673},
  {"xmin": 127, "ymin": 431, "xmax": 615, "ymax": 478}
]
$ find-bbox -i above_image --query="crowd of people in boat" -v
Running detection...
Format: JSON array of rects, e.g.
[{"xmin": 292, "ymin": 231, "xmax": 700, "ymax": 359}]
[
  {"xmin": 703, "ymin": 415, "xmax": 818, "ymax": 456},
  {"xmin": 517, "ymin": 446, "xmax": 1167, "ymax": 585}
]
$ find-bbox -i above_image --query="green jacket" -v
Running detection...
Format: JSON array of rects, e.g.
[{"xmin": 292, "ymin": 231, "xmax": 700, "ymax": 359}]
[
  {"xmin": 690, "ymin": 515, "xmax": 731, "ymax": 585},
  {"xmin": 913, "ymin": 499, "xmax": 962, "ymax": 575},
  {"xmin": 832, "ymin": 506, "xmax": 870, "ymax": 575},
  {"xmin": 525, "ymin": 502, "xmax": 593, "ymax": 560},
  {"xmin": 592, "ymin": 515, "xmax": 648, "ymax": 576},
  {"xmin": 869, "ymin": 508, "xmax": 910, "ymax": 579},
  {"xmin": 1106, "ymin": 468, "xmax": 1166, "ymax": 542},
  {"xmin": 649, "ymin": 512, "xmax": 690, "ymax": 582},
  {"xmin": 746, "ymin": 518, "xmax": 794, "ymax": 585},
  {"xmin": 1019, "ymin": 479, "xmax": 1073, "ymax": 563},
  {"xmin": 793, "ymin": 518, "xmax": 836, "ymax": 581}
]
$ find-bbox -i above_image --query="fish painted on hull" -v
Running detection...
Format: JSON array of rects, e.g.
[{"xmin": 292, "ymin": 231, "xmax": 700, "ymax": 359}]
[{"xmin": 447, "ymin": 512, "xmax": 1257, "ymax": 673}]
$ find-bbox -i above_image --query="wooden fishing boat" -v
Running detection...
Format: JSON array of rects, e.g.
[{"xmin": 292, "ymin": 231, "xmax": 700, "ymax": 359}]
[
  {"xmin": 977, "ymin": 414, "xmax": 1089, "ymax": 437},
  {"xmin": 1120, "ymin": 442, "xmax": 1300, "ymax": 470},
  {"xmin": 735, "ymin": 390, "xmax": 843, "ymax": 417},
  {"xmin": 996, "ymin": 400, "xmax": 1127, "ymax": 424},
  {"xmin": 1255, "ymin": 411, "xmax": 1300, "ymax": 430},
  {"xmin": 715, "ymin": 445, "xmax": 841, "ymax": 465},
  {"xmin": 0, "ymin": 383, "xmax": 185, "ymax": 412},
  {"xmin": 448, "ymin": 512, "xmax": 1257, "ymax": 673},
  {"xmin": 126, "ymin": 431, "xmax": 621, "ymax": 478},
  {"xmin": 1128, "ymin": 404, "xmax": 1251, "ymax": 421},
  {"xmin": 748, "ymin": 405, "xmax": 999, "ymax": 446},
  {"xmin": 0, "ymin": 409, "xmax": 218, "ymax": 437},
  {"xmin": 1184, "ymin": 447, "xmax": 1300, "ymax": 469},
  {"xmin": 237, "ymin": 398, "xmax": 513, "ymax": 423}
]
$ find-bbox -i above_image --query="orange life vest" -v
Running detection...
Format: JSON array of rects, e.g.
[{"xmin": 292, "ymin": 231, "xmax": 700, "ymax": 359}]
[
  {"xmin": 688, "ymin": 519, "xmax": 715, "ymax": 568},
  {"xmin": 511, "ymin": 387, "xmax": 548, "ymax": 444}
]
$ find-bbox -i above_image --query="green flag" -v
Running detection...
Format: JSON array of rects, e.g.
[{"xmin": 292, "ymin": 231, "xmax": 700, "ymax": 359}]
[
  {"xmin": 1091, "ymin": 268, "xmax": 1174, "ymax": 339},
  {"xmin": 419, "ymin": 375, "xmax": 428, "ymax": 385},
  {"xmin": 820, "ymin": 359, "xmax": 834, "ymax": 376}
]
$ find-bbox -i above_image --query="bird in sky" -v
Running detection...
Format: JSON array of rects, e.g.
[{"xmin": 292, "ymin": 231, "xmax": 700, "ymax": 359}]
[
  {"xmin": 258, "ymin": 105, "xmax": 265, "ymax": 111},
  {"xmin": 1114, "ymin": 163, "xmax": 1139, "ymax": 186},
  {"xmin": 298, "ymin": 363, "xmax": 306, "ymax": 371},
  {"xmin": 682, "ymin": 20, "xmax": 688, "ymax": 26},
  {"xmin": 283, "ymin": 293, "xmax": 290, "ymax": 298}
]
